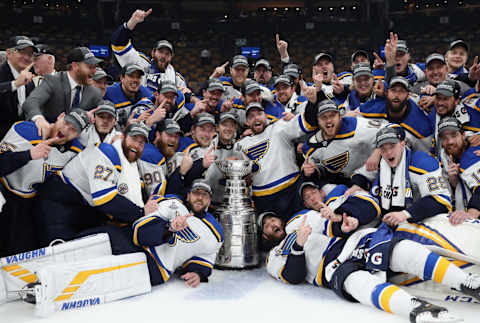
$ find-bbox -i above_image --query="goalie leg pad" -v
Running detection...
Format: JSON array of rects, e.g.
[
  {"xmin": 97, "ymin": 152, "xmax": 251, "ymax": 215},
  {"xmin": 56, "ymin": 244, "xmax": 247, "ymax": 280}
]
[
  {"xmin": 0, "ymin": 233, "xmax": 112, "ymax": 303},
  {"xmin": 34, "ymin": 252, "xmax": 151, "ymax": 317}
]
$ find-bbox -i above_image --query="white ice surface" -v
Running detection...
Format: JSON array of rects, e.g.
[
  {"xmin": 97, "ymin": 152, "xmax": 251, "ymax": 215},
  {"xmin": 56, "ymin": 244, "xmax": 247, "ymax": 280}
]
[{"xmin": 1, "ymin": 267, "xmax": 479, "ymax": 323}]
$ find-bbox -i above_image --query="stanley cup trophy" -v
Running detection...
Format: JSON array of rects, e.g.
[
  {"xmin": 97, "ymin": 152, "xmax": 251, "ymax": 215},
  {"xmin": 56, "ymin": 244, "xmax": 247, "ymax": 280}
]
[{"xmin": 214, "ymin": 160, "xmax": 259, "ymax": 269}]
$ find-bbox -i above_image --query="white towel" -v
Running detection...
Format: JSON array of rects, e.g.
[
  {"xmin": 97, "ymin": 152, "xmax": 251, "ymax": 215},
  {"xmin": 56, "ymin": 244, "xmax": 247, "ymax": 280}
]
[
  {"xmin": 0, "ymin": 190, "xmax": 5, "ymax": 212},
  {"xmin": 113, "ymin": 140, "xmax": 144, "ymax": 208},
  {"xmin": 379, "ymin": 149, "xmax": 407, "ymax": 210}
]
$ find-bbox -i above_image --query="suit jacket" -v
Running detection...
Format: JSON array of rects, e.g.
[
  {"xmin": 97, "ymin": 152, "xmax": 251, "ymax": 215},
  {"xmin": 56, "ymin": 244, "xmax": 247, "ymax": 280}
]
[
  {"xmin": 22, "ymin": 71, "xmax": 102, "ymax": 123},
  {"xmin": 0, "ymin": 61, "xmax": 35, "ymax": 139}
]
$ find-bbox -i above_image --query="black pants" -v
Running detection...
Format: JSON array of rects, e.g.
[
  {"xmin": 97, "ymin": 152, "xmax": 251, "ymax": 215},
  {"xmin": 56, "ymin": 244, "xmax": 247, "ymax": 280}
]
[
  {"xmin": 34, "ymin": 176, "xmax": 104, "ymax": 247},
  {"xmin": 0, "ymin": 189, "xmax": 38, "ymax": 257}
]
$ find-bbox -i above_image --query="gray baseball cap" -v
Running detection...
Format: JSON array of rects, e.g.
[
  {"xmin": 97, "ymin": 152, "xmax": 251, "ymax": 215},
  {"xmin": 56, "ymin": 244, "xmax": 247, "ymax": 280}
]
[
  {"xmin": 94, "ymin": 104, "xmax": 116, "ymax": 117},
  {"xmin": 206, "ymin": 78, "xmax": 225, "ymax": 92},
  {"xmin": 313, "ymin": 52, "xmax": 333, "ymax": 65},
  {"xmin": 190, "ymin": 179, "xmax": 212, "ymax": 195},
  {"xmin": 232, "ymin": 55, "xmax": 249, "ymax": 68},
  {"xmin": 125, "ymin": 122, "xmax": 150, "ymax": 139},
  {"xmin": 245, "ymin": 102, "xmax": 264, "ymax": 116},
  {"xmin": 316, "ymin": 99, "xmax": 339, "ymax": 116},
  {"xmin": 396, "ymin": 40, "xmax": 409, "ymax": 53},
  {"xmin": 67, "ymin": 47, "xmax": 102, "ymax": 65},
  {"xmin": 159, "ymin": 81, "xmax": 178, "ymax": 95},
  {"xmin": 283, "ymin": 64, "xmax": 301, "ymax": 79},
  {"xmin": 153, "ymin": 40, "xmax": 173, "ymax": 54},
  {"xmin": 376, "ymin": 126, "xmax": 404, "ymax": 148},
  {"xmin": 8, "ymin": 36, "xmax": 38, "ymax": 52},
  {"xmin": 254, "ymin": 59, "xmax": 271, "ymax": 70},
  {"xmin": 425, "ymin": 53, "xmax": 446, "ymax": 67},
  {"xmin": 122, "ymin": 63, "xmax": 145, "ymax": 76},
  {"xmin": 449, "ymin": 39, "xmax": 469, "ymax": 52},
  {"xmin": 243, "ymin": 80, "xmax": 261, "ymax": 95},
  {"xmin": 257, "ymin": 211, "xmax": 278, "ymax": 229},
  {"xmin": 353, "ymin": 63, "xmax": 373, "ymax": 78},
  {"xmin": 438, "ymin": 117, "xmax": 461, "ymax": 135},
  {"xmin": 298, "ymin": 181, "xmax": 319, "ymax": 200},
  {"xmin": 389, "ymin": 76, "xmax": 409, "ymax": 90},
  {"xmin": 92, "ymin": 67, "xmax": 113, "ymax": 82},
  {"xmin": 219, "ymin": 111, "xmax": 238, "ymax": 124},
  {"xmin": 194, "ymin": 113, "xmax": 216, "ymax": 126},
  {"xmin": 274, "ymin": 74, "xmax": 292, "ymax": 87},
  {"xmin": 435, "ymin": 80, "xmax": 460, "ymax": 97},
  {"xmin": 64, "ymin": 109, "xmax": 90, "ymax": 134},
  {"xmin": 156, "ymin": 119, "xmax": 182, "ymax": 135}
]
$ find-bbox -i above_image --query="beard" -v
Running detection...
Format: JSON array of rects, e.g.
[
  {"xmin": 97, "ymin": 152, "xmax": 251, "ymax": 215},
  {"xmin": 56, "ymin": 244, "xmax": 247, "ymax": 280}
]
[
  {"xmin": 157, "ymin": 140, "xmax": 177, "ymax": 158},
  {"xmin": 386, "ymin": 97, "xmax": 408, "ymax": 114},
  {"xmin": 122, "ymin": 139, "xmax": 142, "ymax": 162}
]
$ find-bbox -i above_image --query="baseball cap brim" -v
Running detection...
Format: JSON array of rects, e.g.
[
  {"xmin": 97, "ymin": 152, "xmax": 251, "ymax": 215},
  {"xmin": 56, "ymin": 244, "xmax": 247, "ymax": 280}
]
[
  {"xmin": 435, "ymin": 88, "xmax": 454, "ymax": 97},
  {"xmin": 207, "ymin": 84, "xmax": 225, "ymax": 92},
  {"xmin": 232, "ymin": 62, "xmax": 249, "ymax": 68},
  {"xmin": 16, "ymin": 43, "xmax": 38, "ymax": 52},
  {"xmin": 450, "ymin": 40, "xmax": 469, "ymax": 52},
  {"xmin": 84, "ymin": 56, "xmax": 103, "ymax": 65},
  {"xmin": 354, "ymin": 71, "xmax": 373, "ymax": 78}
]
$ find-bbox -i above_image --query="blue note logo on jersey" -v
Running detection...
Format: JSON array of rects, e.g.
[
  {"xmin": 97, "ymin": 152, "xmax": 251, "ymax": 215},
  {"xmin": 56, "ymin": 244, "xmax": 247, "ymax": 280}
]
[
  {"xmin": 322, "ymin": 151, "xmax": 349, "ymax": 173},
  {"xmin": 245, "ymin": 140, "xmax": 270, "ymax": 173},
  {"xmin": 169, "ymin": 226, "xmax": 199, "ymax": 245}
]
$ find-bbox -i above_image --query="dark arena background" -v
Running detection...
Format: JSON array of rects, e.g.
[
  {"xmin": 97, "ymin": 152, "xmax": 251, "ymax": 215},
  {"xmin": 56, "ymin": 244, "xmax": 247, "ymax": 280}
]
[{"xmin": 1, "ymin": 0, "xmax": 478, "ymax": 92}]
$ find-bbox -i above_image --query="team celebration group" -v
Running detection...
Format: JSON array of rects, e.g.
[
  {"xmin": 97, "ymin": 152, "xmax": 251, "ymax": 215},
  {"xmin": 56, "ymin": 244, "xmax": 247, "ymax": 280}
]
[{"xmin": 1, "ymin": 7, "xmax": 480, "ymax": 323}]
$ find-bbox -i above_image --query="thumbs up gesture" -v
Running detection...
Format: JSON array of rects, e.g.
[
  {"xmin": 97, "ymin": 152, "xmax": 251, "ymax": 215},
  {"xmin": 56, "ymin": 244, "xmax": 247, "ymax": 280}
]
[
  {"xmin": 202, "ymin": 146, "xmax": 216, "ymax": 168},
  {"xmin": 30, "ymin": 136, "xmax": 60, "ymax": 160}
]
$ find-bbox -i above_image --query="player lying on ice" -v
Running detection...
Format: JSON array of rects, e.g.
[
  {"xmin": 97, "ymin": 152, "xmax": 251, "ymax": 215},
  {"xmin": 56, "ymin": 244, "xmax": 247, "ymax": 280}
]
[{"xmin": 0, "ymin": 180, "xmax": 223, "ymax": 317}]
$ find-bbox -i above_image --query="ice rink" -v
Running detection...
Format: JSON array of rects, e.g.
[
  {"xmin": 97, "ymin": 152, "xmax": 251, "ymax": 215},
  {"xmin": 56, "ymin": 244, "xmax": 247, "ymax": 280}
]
[{"xmin": 2, "ymin": 267, "xmax": 479, "ymax": 323}]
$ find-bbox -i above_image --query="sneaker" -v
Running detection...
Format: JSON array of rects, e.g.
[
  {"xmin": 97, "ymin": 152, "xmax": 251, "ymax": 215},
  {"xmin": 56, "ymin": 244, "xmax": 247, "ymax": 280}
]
[{"xmin": 410, "ymin": 298, "xmax": 462, "ymax": 323}]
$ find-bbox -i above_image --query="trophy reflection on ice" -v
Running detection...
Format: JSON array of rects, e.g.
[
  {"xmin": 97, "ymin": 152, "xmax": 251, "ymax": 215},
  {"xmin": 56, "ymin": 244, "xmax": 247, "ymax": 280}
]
[{"xmin": 214, "ymin": 160, "xmax": 259, "ymax": 269}]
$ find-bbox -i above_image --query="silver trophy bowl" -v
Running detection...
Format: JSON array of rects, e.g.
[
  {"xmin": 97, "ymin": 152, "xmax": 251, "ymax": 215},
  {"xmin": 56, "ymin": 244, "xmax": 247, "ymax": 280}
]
[{"xmin": 214, "ymin": 160, "xmax": 259, "ymax": 269}]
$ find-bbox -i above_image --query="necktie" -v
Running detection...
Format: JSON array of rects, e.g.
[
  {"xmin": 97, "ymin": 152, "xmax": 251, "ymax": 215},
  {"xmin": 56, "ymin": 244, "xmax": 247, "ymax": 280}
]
[{"xmin": 72, "ymin": 85, "xmax": 81, "ymax": 108}]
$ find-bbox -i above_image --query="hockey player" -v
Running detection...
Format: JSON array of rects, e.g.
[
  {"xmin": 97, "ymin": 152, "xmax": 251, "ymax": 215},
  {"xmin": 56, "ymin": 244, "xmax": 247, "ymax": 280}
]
[
  {"xmin": 254, "ymin": 59, "xmax": 274, "ymax": 89},
  {"xmin": 110, "ymin": 8, "xmax": 187, "ymax": 90},
  {"xmin": 359, "ymin": 76, "xmax": 433, "ymax": 152},
  {"xmin": 351, "ymin": 126, "xmax": 452, "ymax": 226},
  {"xmin": 264, "ymin": 204, "xmax": 480, "ymax": 323},
  {"xmin": 210, "ymin": 55, "xmax": 249, "ymax": 100},
  {"xmin": 446, "ymin": 40, "xmax": 469, "ymax": 77},
  {"xmin": 302, "ymin": 99, "xmax": 383, "ymax": 186},
  {"xmin": 0, "ymin": 109, "xmax": 89, "ymax": 256},
  {"xmin": 204, "ymin": 112, "xmax": 239, "ymax": 207},
  {"xmin": 437, "ymin": 117, "xmax": 480, "ymax": 222},
  {"xmin": 103, "ymin": 63, "xmax": 153, "ymax": 127},
  {"xmin": 382, "ymin": 33, "xmax": 425, "ymax": 86},
  {"xmin": 233, "ymin": 87, "xmax": 318, "ymax": 218},
  {"xmin": 34, "ymin": 122, "xmax": 166, "ymax": 245},
  {"xmin": 336, "ymin": 63, "xmax": 376, "ymax": 112},
  {"xmin": 89, "ymin": 67, "xmax": 113, "ymax": 97},
  {"xmin": 273, "ymin": 74, "xmax": 308, "ymax": 116},
  {"xmin": 259, "ymin": 181, "xmax": 381, "ymax": 251},
  {"xmin": 78, "ymin": 103, "xmax": 121, "ymax": 146}
]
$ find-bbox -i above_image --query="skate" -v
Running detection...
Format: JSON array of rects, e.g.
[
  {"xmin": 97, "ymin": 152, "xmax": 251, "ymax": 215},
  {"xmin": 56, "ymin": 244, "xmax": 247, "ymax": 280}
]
[{"xmin": 409, "ymin": 298, "xmax": 462, "ymax": 323}]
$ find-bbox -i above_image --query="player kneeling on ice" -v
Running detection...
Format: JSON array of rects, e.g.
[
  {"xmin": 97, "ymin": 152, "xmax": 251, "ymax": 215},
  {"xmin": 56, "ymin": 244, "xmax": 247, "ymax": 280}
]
[{"xmin": 263, "ymin": 208, "xmax": 480, "ymax": 322}]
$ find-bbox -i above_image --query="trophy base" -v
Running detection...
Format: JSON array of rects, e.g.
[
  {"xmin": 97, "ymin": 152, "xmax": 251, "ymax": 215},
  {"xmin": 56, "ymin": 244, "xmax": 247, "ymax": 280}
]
[{"xmin": 214, "ymin": 263, "xmax": 260, "ymax": 270}]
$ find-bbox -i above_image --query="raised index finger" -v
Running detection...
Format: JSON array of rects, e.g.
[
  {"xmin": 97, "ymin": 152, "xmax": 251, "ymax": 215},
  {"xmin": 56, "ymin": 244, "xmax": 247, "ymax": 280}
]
[
  {"xmin": 275, "ymin": 33, "xmax": 280, "ymax": 44},
  {"xmin": 301, "ymin": 214, "xmax": 308, "ymax": 227},
  {"xmin": 43, "ymin": 136, "xmax": 60, "ymax": 146},
  {"xmin": 221, "ymin": 61, "xmax": 229, "ymax": 68},
  {"xmin": 23, "ymin": 62, "xmax": 34, "ymax": 72},
  {"xmin": 145, "ymin": 8, "xmax": 153, "ymax": 16}
]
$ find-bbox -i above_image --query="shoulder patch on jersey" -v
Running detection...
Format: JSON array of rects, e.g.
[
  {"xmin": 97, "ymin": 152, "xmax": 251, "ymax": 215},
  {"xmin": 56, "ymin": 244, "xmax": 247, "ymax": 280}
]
[
  {"xmin": 97, "ymin": 143, "xmax": 121, "ymax": 171},
  {"xmin": 459, "ymin": 146, "xmax": 480, "ymax": 171},
  {"xmin": 399, "ymin": 100, "xmax": 434, "ymax": 139},
  {"xmin": 325, "ymin": 184, "xmax": 349, "ymax": 201},
  {"xmin": 69, "ymin": 138, "xmax": 84, "ymax": 153},
  {"xmin": 359, "ymin": 98, "xmax": 387, "ymax": 118},
  {"xmin": 202, "ymin": 213, "xmax": 224, "ymax": 243},
  {"xmin": 286, "ymin": 209, "xmax": 310, "ymax": 226},
  {"xmin": 337, "ymin": 71, "xmax": 353, "ymax": 80},
  {"xmin": 13, "ymin": 121, "xmax": 42, "ymax": 143},
  {"xmin": 409, "ymin": 150, "xmax": 440, "ymax": 174},
  {"xmin": 335, "ymin": 117, "xmax": 357, "ymax": 139},
  {"xmin": 276, "ymin": 232, "xmax": 297, "ymax": 256},
  {"xmin": 141, "ymin": 143, "xmax": 165, "ymax": 165}
]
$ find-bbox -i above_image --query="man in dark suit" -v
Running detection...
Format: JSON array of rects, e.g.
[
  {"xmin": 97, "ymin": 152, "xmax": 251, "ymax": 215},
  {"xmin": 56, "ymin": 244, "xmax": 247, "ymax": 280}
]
[
  {"xmin": 22, "ymin": 47, "xmax": 103, "ymax": 138},
  {"xmin": 0, "ymin": 36, "xmax": 38, "ymax": 139}
]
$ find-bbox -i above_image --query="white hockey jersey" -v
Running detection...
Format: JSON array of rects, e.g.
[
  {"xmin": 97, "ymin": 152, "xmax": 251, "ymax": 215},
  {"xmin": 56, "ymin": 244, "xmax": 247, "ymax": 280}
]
[
  {"xmin": 132, "ymin": 196, "xmax": 223, "ymax": 282},
  {"xmin": 303, "ymin": 117, "xmax": 384, "ymax": 178},
  {"xmin": 0, "ymin": 121, "xmax": 82, "ymax": 198},
  {"xmin": 78, "ymin": 125, "xmax": 122, "ymax": 147},
  {"xmin": 234, "ymin": 113, "xmax": 315, "ymax": 197}
]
